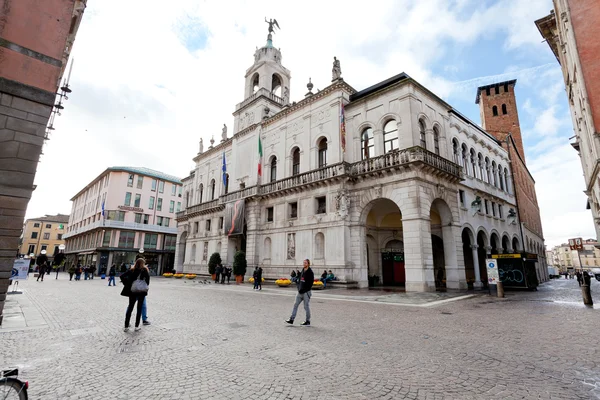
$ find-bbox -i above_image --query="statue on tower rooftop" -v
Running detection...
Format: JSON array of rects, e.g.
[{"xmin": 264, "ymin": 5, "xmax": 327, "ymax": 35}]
[{"xmin": 265, "ymin": 18, "xmax": 280, "ymax": 35}]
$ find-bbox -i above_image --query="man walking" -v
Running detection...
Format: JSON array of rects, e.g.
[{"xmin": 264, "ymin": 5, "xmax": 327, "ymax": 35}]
[
  {"xmin": 108, "ymin": 264, "xmax": 117, "ymax": 286},
  {"xmin": 36, "ymin": 251, "xmax": 48, "ymax": 282},
  {"xmin": 285, "ymin": 259, "xmax": 314, "ymax": 326}
]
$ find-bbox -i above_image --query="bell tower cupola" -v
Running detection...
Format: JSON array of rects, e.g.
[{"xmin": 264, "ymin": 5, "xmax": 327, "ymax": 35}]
[
  {"xmin": 242, "ymin": 18, "xmax": 291, "ymax": 103},
  {"xmin": 234, "ymin": 19, "xmax": 291, "ymax": 134}
]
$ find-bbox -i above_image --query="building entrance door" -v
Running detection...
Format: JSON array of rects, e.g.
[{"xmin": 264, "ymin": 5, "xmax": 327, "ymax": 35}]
[{"xmin": 381, "ymin": 252, "xmax": 405, "ymax": 286}]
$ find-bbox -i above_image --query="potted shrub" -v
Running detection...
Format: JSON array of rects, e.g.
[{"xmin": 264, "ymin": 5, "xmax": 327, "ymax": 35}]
[
  {"xmin": 208, "ymin": 252, "xmax": 221, "ymax": 281},
  {"xmin": 232, "ymin": 251, "xmax": 247, "ymax": 284}
]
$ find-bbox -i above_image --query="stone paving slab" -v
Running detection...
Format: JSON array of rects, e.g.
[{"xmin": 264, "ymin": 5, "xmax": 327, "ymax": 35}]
[{"xmin": 0, "ymin": 273, "xmax": 598, "ymax": 399}]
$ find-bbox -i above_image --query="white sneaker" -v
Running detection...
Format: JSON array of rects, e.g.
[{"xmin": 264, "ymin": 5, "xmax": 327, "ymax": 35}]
[
  {"xmin": 134, "ymin": 326, "xmax": 141, "ymax": 332},
  {"xmin": 123, "ymin": 327, "xmax": 129, "ymax": 332}
]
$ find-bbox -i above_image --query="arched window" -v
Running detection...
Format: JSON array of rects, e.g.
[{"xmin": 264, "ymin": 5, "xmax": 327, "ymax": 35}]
[
  {"xmin": 292, "ymin": 148, "xmax": 300, "ymax": 176},
  {"xmin": 419, "ymin": 120, "xmax": 427, "ymax": 149},
  {"xmin": 252, "ymin": 73, "xmax": 259, "ymax": 93},
  {"xmin": 491, "ymin": 161, "xmax": 498, "ymax": 187},
  {"xmin": 499, "ymin": 166, "xmax": 505, "ymax": 191},
  {"xmin": 271, "ymin": 74, "xmax": 282, "ymax": 97},
  {"xmin": 453, "ymin": 139, "xmax": 460, "ymax": 164},
  {"xmin": 462, "ymin": 144, "xmax": 469, "ymax": 171},
  {"xmin": 383, "ymin": 120, "xmax": 398, "ymax": 153},
  {"xmin": 198, "ymin": 184, "xmax": 203, "ymax": 203},
  {"xmin": 502, "ymin": 104, "xmax": 507, "ymax": 115},
  {"xmin": 318, "ymin": 138, "xmax": 327, "ymax": 168},
  {"xmin": 492, "ymin": 106, "xmax": 498, "ymax": 116},
  {"xmin": 478, "ymin": 153, "xmax": 484, "ymax": 179},
  {"xmin": 210, "ymin": 179, "xmax": 216, "ymax": 200},
  {"xmin": 224, "ymin": 174, "xmax": 229, "ymax": 194},
  {"xmin": 433, "ymin": 127, "xmax": 440, "ymax": 155},
  {"xmin": 361, "ymin": 128, "xmax": 374, "ymax": 160},
  {"xmin": 484, "ymin": 157, "xmax": 491, "ymax": 183},
  {"xmin": 270, "ymin": 156, "xmax": 277, "ymax": 183},
  {"xmin": 470, "ymin": 149, "xmax": 477, "ymax": 177},
  {"xmin": 315, "ymin": 232, "xmax": 325, "ymax": 259}
]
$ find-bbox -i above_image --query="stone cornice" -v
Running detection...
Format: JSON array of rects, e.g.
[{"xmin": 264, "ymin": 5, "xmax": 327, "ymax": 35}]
[{"xmin": 261, "ymin": 79, "xmax": 356, "ymax": 127}]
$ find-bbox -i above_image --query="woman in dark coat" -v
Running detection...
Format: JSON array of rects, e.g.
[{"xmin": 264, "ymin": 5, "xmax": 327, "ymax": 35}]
[{"xmin": 120, "ymin": 258, "xmax": 150, "ymax": 332}]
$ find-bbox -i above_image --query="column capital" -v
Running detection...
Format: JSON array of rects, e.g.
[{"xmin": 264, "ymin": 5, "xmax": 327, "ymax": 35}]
[
  {"xmin": 470, "ymin": 244, "xmax": 478, "ymax": 249},
  {"xmin": 484, "ymin": 246, "xmax": 492, "ymax": 252}
]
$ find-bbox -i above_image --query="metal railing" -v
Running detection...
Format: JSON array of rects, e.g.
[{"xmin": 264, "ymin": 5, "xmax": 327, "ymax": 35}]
[
  {"xmin": 260, "ymin": 163, "xmax": 344, "ymax": 196},
  {"xmin": 186, "ymin": 199, "xmax": 222, "ymax": 215},
  {"xmin": 62, "ymin": 219, "xmax": 177, "ymax": 239}
]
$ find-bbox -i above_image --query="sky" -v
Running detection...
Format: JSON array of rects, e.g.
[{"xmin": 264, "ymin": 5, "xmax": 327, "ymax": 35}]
[{"xmin": 27, "ymin": 0, "xmax": 594, "ymax": 248}]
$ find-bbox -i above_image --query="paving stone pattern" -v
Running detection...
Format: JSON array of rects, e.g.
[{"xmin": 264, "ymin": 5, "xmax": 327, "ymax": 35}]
[{"xmin": 0, "ymin": 275, "xmax": 599, "ymax": 399}]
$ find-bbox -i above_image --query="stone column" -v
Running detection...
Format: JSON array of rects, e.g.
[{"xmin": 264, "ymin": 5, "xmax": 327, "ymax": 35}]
[
  {"xmin": 403, "ymin": 217, "xmax": 435, "ymax": 292},
  {"xmin": 244, "ymin": 201, "xmax": 260, "ymax": 271},
  {"xmin": 444, "ymin": 224, "xmax": 467, "ymax": 289},
  {"xmin": 471, "ymin": 245, "xmax": 483, "ymax": 288}
]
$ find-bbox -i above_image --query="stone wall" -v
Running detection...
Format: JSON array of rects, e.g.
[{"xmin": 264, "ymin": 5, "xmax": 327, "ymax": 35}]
[{"xmin": 0, "ymin": 92, "xmax": 52, "ymax": 324}]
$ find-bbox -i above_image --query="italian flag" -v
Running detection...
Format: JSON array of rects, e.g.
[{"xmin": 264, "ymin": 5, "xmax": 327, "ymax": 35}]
[{"xmin": 258, "ymin": 136, "xmax": 263, "ymax": 177}]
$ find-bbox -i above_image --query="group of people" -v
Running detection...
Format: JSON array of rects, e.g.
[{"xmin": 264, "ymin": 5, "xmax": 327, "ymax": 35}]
[
  {"xmin": 65, "ymin": 264, "xmax": 96, "ymax": 281},
  {"xmin": 215, "ymin": 264, "xmax": 232, "ymax": 284}
]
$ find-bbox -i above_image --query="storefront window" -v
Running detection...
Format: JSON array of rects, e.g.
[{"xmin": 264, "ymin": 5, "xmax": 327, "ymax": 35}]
[{"xmin": 118, "ymin": 231, "xmax": 135, "ymax": 248}]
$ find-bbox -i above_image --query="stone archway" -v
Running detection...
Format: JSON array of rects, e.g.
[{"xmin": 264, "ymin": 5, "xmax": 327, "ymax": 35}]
[
  {"xmin": 177, "ymin": 231, "xmax": 188, "ymax": 272},
  {"xmin": 490, "ymin": 232, "xmax": 501, "ymax": 254},
  {"xmin": 361, "ymin": 198, "xmax": 404, "ymax": 287},
  {"xmin": 462, "ymin": 227, "xmax": 476, "ymax": 288},
  {"xmin": 476, "ymin": 230, "xmax": 489, "ymax": 287},
  {"xmin": 502, "ymin": 235, "xmax": 511, "ymax": 253}
]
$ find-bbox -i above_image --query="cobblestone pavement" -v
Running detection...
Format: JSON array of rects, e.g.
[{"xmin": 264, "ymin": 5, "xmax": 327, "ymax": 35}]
[{"xmin": 0, "ymin": 274, "xmax": 599, "ymax": 399}]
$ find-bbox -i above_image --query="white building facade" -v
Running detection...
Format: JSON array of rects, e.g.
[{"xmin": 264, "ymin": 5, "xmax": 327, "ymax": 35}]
[
  {"xmin": 63, "ymin": 167, "xmax": 182, "ymax": 275},
  {"xmin": 175, "ymin": 32, "xmax": 542, "ymax": 291}
]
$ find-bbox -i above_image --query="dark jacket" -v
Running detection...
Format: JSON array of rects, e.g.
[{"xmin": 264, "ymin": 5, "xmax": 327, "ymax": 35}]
[
  {"xmin": 120, "ymin": 268, "xmax": 150, "ymax": 297},
  {"xmin": 298, "ymin": 267, "xmax": 314, "ymax": 294},
  {"xmin": 36, "ymin": 254, "xmax": 48, "ymax": 267},
  {"xmin": 109, "ymin": 267, "xmax": 116, "ymax": 277},
  {"xmin": 257, "ymin": 268, "xmax": 263, "ymax": 280}
]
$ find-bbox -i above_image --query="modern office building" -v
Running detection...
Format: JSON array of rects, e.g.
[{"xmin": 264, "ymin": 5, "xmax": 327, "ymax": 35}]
[{"xmin": 63, "ymin": 167, "xmax": 182, "ymax": 275}]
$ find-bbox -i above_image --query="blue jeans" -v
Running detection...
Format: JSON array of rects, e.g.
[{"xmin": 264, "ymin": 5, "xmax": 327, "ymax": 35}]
[
  {"xmin": 290, "ymin": 291, "xmax": 311, "ymax": 321},
  {"xmin": 108, "ymin": 276, "xmax": 116, "ymax": 286},
  {"xmin": 84, "ymin": 272, "xmax": 89, "ymax": 280},
  {"xmin": 125, "ymin": 298, "xmax": 147, "ymax": 321}
]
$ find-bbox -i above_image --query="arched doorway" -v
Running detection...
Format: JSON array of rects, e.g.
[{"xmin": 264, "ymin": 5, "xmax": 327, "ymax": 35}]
[
  {"xmin": 363, "ymin": 198, "xmax": 404, "ymax": 286},
  {"xmin": 512, "ymin": 237, "xmax": 520, "ymax": 252},
  {"xmin": 490, "ymin": 232, "xmax": 501, "ymax": 254},
  {"xmin": 502, "ymin": 235, "xmax": 510, "ymax": 253},
  {"xmin": 430, "ymin": 199, "xmax": 457, "ymax": 291}
]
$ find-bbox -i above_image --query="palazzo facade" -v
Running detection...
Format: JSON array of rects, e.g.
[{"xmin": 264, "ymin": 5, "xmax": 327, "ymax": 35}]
[{"xmin": 175, "ymin": 30, "xmax": 547, "ymax": 291}]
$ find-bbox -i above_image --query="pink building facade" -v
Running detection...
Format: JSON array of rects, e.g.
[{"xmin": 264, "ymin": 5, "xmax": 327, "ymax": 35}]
[{"xmin": 63, "ymin": 167, "xmax": 182, "ymax": 275}]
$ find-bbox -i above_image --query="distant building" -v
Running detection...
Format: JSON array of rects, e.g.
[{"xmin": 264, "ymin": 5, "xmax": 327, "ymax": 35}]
[
  {"xmin": 536, "ymin": 2, "xmax": 600, "ymax": 243},
  {"xmin": 0, "ymin": 0, "xmax": 86, "ymax": 325},
  {"xmin": 63, "ymin": 167, "xmax": 182, "ymax": 275},
  {"xmin": 548, "ymin": 239, "xmax": 600, "ymax": 271},
  {"xmin": 18, "ymin": 214, "xmax": 69, "ymax": 260}
]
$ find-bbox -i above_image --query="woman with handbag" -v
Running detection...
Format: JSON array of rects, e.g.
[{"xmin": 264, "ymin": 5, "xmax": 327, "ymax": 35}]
[{"xmin": 121, "ymin": 258, "xmax": 150, "ymax": 332}]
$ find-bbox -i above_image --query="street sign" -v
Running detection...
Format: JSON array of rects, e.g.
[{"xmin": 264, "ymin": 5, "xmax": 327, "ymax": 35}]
[
  {"xmin": 486, "ymin": 259, "xmax": 499, "ymax": 285},
  {"xmin": 569, "ymin": 237, "xmax": 583, "ymax": 250},
  {"xmin": 11, "ymin": 259, "xmax": 29, "ymax": 281}
]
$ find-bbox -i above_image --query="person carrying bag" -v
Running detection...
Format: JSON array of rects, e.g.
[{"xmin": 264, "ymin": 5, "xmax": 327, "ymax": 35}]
[{"xmin": 121, "ymin": 258, "xmax": 150, "ymax": 332}]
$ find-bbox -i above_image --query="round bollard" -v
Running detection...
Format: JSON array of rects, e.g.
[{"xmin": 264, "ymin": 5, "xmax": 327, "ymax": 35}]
[{"xmin": 581, "ymin": 284, "xmax": 593, "ymax": 306}]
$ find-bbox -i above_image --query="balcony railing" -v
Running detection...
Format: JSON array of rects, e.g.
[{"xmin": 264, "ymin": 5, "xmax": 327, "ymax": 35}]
[
  {"xmin": 260, "ymin": 163, "xmax": 344, "ymax": 196},
  {"xmin": 220, "ymin": 185, "xmax": 258, "ymax": 204},
  {"xmin": 185, "ymin": 199, "xmax": 223, "ymax": 216},
  {"xmin": 235, "ymin": 88, "xmax": 285, "ymax": 111},
  {"xmin": 350, "ymin": 146, "xmax": 461, "ymax": 179}
]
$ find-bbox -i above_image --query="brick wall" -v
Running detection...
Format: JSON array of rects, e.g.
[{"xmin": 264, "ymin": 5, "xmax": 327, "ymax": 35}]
[
  {"xmin": 0, "ymin": 93, "xmax": 53, "ymax": 323},
  {"xmin": 509, "ymin": 146, "xmax": 544, "ymax": 238}
]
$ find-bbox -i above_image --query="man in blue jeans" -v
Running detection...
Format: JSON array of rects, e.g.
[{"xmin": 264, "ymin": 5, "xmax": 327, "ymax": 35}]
[
  {"xmin": 125, "ymin": 298, "xmax": 150, "ymax": 325},
  {"xmin": 285, "ymin": 259, "xmax": 314, "ymax": 326}
]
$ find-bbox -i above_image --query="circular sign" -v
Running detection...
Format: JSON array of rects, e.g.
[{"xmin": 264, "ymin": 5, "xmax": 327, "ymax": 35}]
[
  {"xmin": 41, "ymin": 250, "xmax": 47, "ymax": 255},
  {"xmin": 59, "ymin": 244, "xmax": 66, "ymax": 250},
  {"xmin": 139, "ymin": 248, "xmax": 145, "ymax": 254},
  {"xmin": 488, "ymin": 262, "xmax": 495, "ymax": 268}
]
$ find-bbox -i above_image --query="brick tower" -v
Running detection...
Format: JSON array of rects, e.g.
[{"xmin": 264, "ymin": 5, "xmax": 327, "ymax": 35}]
[{"xmin": 475, "ymin": 80, "xmax": 526, "ymax": 163}]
